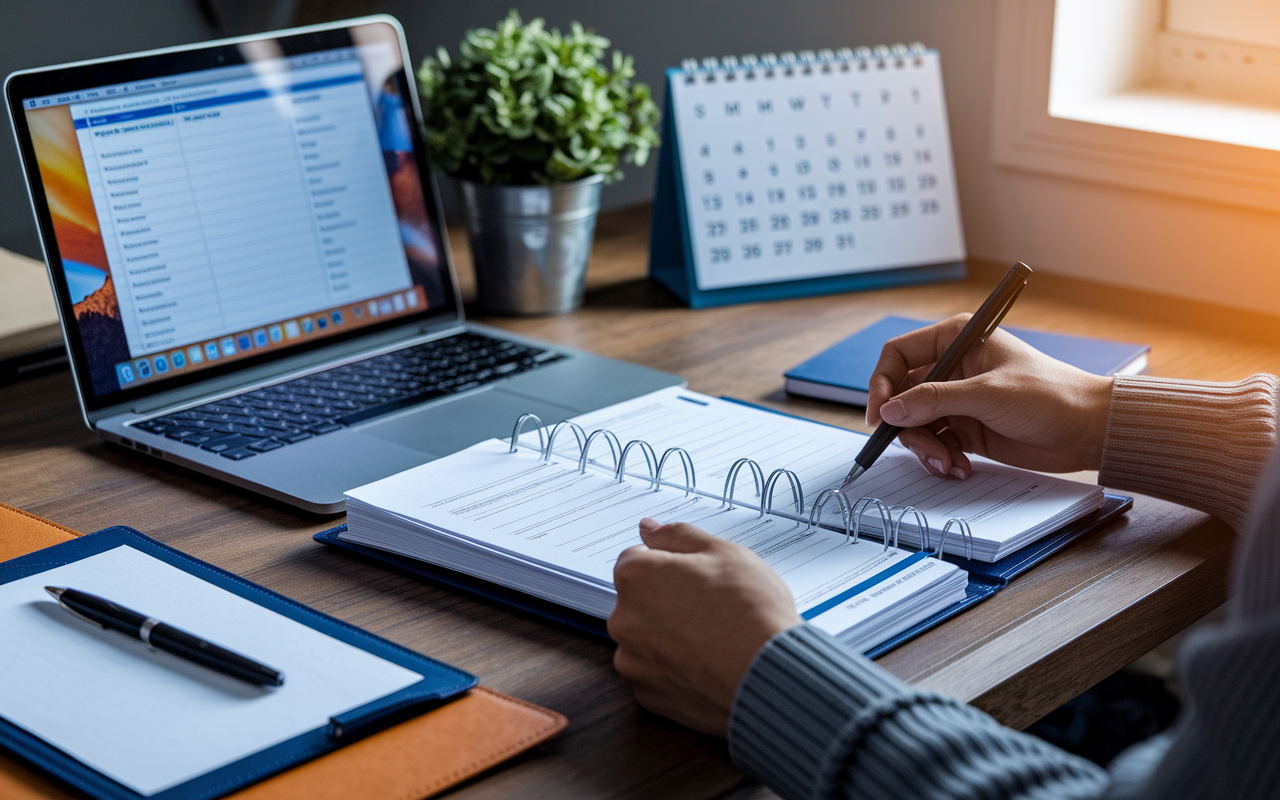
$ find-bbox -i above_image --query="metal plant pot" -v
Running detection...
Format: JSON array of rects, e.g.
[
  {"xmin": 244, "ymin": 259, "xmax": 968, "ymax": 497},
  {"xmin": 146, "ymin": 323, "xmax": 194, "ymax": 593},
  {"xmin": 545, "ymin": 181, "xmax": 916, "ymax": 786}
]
[{"xmin": 457, "ymin": 175, "xmax": 604, "ymax": 316}]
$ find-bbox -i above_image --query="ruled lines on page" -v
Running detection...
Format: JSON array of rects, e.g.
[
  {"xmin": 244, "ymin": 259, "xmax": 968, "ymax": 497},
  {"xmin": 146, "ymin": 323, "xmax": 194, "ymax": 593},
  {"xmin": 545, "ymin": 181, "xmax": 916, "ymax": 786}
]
[{"xmin": 557, "ymin": 388, "xmax": 1102, "ymax": 556}]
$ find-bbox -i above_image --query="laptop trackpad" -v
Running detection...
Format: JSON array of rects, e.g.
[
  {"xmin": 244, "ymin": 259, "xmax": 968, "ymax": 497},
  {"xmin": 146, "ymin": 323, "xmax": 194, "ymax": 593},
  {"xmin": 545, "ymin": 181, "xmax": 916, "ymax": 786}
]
[{"xmin": 353, "ymin": 389, "xmax": 579, "ymax": 457}]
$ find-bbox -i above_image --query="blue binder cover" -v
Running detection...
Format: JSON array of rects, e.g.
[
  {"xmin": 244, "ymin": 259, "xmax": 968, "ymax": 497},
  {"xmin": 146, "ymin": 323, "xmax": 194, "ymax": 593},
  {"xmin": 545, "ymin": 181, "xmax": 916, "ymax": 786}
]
[
  {"xmin": 647, "ymin": 71, "xmax": 967, "ymax": 309},
  {"xmin": 0, "ymin": 526, "xmax": 477, "ymax": 800}
]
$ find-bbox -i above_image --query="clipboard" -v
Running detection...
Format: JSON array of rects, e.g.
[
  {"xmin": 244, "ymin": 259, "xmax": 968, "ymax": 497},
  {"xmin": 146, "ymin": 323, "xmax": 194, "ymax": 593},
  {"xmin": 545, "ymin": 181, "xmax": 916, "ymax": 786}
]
[{"xmin": 0, "ymin": 505, "xmax": 567, "ymax": 800}]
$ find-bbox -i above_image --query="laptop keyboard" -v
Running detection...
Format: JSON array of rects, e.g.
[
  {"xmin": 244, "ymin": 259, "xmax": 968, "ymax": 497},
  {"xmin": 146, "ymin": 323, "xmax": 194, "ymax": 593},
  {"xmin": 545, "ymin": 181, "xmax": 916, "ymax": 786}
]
[{"xmin": 129, "ymin": 332, "xmax": 564, "ymax": 461}]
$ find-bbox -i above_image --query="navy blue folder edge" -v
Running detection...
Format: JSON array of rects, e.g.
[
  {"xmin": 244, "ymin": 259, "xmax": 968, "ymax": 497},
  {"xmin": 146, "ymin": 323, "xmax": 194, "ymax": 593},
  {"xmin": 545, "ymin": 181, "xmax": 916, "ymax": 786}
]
[
  {"xmin": 646, "ymin": 77, "xmax": 966, "ymax": 309},
  {"xmin": 0, "ymin": 525, "xmax": 478, "ymax": 800}
]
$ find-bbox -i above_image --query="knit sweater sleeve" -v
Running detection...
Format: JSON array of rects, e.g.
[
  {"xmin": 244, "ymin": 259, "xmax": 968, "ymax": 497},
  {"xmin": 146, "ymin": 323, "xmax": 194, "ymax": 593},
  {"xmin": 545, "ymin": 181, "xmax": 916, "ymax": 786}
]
[
  {"xmin": 1099, "ymin": 374, "xmax": 1279, "ymax": 532},
  {"xmin": 728, "ymin": 624, "xmax": 1109, "ymax": 800}
]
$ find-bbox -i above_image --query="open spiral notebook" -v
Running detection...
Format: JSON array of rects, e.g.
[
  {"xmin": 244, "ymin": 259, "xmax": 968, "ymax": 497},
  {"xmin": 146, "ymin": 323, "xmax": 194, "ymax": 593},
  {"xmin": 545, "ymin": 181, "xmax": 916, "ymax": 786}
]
[{"xmin": 329, "ymin": 387, "xmax": 1112, "ymax": 654}]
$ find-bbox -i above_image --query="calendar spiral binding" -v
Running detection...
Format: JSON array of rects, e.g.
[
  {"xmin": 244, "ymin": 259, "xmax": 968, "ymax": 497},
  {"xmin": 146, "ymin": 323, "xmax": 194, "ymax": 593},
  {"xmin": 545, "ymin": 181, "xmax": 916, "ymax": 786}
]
[
  {"xmin": 678, "ymin": 43, "xmax": 930, "ymax": 84},
  {"xmin": 508, "ymin": 412, "xmax": 974, "ymax": 561}
]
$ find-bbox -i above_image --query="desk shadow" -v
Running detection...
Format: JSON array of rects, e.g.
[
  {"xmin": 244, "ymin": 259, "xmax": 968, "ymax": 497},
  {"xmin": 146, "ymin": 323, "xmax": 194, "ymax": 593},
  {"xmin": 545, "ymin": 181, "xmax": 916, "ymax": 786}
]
[
  {"xmin": 582, "ymin": 277, "xmax": 684, "ymax": 310},
  {"xmin": 32, "ymin": 600, "xmax": 271, "ymax": 699},
  {"xmin": 83, "ymin": 440, "xmax": 338, "ymax": 525},
  {"xmin": 756, "ymin": 388, "xmax": 791, "ymax": 405},
  {"xmin": 303, "ymin": 544, "xmax": 614, "ymax": 656}
]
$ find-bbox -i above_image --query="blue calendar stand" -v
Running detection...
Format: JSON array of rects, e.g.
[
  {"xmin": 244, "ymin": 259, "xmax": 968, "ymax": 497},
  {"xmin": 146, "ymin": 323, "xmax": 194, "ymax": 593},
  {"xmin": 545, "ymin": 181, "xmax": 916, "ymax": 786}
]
[{"xmin": 648, "ymin": 50, "xmax": 968, "ymax": 309}]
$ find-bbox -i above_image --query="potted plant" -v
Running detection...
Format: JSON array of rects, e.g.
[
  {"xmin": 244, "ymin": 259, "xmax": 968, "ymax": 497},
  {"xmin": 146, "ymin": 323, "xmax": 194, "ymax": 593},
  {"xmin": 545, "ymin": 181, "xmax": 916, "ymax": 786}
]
[{"xmin": 418, "ymin": 10, "xmax": 659, "ymax": 315}]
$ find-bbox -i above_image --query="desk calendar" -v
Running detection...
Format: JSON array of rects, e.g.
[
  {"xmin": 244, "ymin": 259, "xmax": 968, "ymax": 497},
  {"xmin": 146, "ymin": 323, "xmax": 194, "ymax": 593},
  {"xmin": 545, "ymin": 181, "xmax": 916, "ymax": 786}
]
[{"xmin": 649, "ymin": 45, "xmax": 966, "ymax": 308}]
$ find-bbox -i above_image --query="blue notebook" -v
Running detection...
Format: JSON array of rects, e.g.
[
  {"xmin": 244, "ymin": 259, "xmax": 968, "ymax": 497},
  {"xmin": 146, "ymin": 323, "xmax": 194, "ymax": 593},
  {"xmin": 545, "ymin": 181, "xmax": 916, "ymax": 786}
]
[
  {"xmin": 785, "ymin": 316, "xmax": 1150, "ymax": 406},
  {"xmin": 0, "ymin": 526, "xmax": 476, "ymax": 800}
]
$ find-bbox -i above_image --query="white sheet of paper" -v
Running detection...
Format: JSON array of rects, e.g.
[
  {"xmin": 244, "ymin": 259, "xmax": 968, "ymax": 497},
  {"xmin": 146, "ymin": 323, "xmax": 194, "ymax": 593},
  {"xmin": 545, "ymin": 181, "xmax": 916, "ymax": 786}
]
[{"xmin": 0, "ymin": 545, "xmax": 422, "ymax": 796}]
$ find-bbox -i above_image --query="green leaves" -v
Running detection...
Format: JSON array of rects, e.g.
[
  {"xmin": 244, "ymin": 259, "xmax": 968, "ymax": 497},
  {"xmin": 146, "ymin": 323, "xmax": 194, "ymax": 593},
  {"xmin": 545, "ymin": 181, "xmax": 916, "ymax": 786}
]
[{"xmin": 418, "ymin": 9, "xmax": 660, "ymax": 186}]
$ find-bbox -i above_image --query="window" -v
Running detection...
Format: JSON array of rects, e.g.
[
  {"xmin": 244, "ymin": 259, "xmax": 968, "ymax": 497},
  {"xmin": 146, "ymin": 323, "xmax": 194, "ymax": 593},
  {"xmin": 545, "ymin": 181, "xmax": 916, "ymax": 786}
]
[
  {"xmin": 991, "ymin": 0, "xmax": 1280, "ymax": 214},
  {"xmin": 1167, "ymin": 0, "xmax": 1280, "ymax": 50},
  {"xmin": 1049, "ymin": 0, "xmax": 1280, "ymax": 150}
]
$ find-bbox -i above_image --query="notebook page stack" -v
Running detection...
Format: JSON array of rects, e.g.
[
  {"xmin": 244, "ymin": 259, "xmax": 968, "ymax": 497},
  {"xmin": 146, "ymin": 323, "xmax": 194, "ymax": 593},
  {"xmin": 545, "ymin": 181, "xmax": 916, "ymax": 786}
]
[
  {"xmin": 341, "ymin": 389, "xmax": 1104, "ymax": 651},
  {"xmin": 559, "ymin": 388, "xmax": 1104, "ymax": 561},
  {"xmin": 344, "ymin": 436, "xmax": 965, "ymax": 653}
]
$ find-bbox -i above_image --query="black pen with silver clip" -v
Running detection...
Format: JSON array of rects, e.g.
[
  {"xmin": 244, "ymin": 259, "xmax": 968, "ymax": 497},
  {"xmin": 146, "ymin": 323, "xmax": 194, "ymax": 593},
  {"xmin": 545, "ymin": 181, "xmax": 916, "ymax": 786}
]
[
  {"xmin": 45, "ymin": 586, "xmax": 285, "ymax": 687},
  {"xmin": 841, "ymin": 261, "xmax": 1033, "ymax": 490}
]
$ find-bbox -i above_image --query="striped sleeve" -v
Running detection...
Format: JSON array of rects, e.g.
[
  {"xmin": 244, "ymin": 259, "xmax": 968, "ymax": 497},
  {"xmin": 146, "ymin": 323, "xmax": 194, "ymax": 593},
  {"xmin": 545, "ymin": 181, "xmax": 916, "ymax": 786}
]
[
  {"xmin": 1098, "ymin": 374, "xmax": 1278, "ymax": 532},
  {"xmin": 728, "ymin": 624, "xmax": 1109, "ymax": 800}
]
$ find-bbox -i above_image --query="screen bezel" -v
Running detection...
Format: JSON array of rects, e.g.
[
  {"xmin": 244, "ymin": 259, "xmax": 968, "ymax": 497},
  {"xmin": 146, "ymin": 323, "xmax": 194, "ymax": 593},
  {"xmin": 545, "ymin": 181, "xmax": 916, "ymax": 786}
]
[{"xmin": 4, "ymin": 16, "xmax": 463, "ymax": 417}]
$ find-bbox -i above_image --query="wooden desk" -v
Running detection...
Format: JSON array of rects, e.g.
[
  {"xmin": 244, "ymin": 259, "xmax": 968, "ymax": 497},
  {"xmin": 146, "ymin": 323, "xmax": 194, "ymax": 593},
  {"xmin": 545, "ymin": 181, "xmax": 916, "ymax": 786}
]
[{"xmin": 1, "ymin": 206, "xmax": 1273, "ymax": 799}]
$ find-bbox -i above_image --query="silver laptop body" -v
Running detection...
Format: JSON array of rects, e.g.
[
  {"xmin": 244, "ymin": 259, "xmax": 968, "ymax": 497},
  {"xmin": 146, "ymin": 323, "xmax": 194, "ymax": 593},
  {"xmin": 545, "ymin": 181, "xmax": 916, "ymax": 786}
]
[{"xmin": 6, "ymin": 16, "xmax": 681, "ymax": 513}]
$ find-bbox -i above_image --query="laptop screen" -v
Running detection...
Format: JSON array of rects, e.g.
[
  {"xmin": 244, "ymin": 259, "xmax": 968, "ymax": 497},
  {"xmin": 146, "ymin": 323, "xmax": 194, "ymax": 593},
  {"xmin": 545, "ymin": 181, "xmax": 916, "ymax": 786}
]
[{"xmin": 6, "ymin": 20, "xmax": 457, "ymax": 411}]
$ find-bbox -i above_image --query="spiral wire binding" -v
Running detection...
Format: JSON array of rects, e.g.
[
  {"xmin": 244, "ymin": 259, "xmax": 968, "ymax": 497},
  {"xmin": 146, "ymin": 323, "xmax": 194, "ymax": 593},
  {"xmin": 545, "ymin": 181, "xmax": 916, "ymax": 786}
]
[
  {"xmin": 892, "ymin": 506, "xmax": 930, "ymax": 555},
  {"xmin": 509, "ymin": 413, "xmax": 545, "ymax": 453},
  {"xmin": 578, "ymin": 429, "xmax": 622, "ymax": 473},
  {"xmin": 543, "ymin": 420, "xmax": 586, "ymax": 462},
  {"xmin": 507, "ymin": 414, "xmax": 975, "ymax": 554},
  {"xmin": 655, "ymin": 447, "xmax": 696, "ymax": 495},
  {"xmin": 936, "ymin": 518, "xmax": 974, "ymax": 561},
  {"xmin": 722, "ymin": 458, "xmax": 765, "ymax": 509},
  {"xmin": 809, "ymin": 489, "xmax": 853, "ymax": 541},
  {"xmin": 680, "ymin": 42, "xmax": 929, "ymax": 83},
  {"xmin": 760, "ymin": 468, "xmax": 804, "ymax": 518},
  {"xmin": 851, "ymin": 497, "xmax": 892, "ymax": 547},
  {"xmin": 616, "ymin": 440, "xmax": 659, "ymax": 489}
]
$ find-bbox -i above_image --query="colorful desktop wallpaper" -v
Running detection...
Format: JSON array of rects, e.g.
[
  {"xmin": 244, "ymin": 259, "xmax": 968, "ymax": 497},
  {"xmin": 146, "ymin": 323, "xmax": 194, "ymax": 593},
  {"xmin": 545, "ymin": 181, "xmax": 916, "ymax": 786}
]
[
  {"xmin": 26, "ymin": 104, "xmax": 129, "ymax": 397},
  {"xmin": 376, "ymin": 74, "xmax": 447, "ymax": 309}
]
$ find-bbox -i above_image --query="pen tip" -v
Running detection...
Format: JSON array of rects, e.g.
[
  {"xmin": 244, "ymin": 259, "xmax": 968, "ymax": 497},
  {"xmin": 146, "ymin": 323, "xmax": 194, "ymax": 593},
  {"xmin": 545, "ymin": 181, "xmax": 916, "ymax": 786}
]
[
  {"xmin": 44, "ymin": 586, "xmax": 64, "ymax": 600},
  {"xmin": 840, "ymin": 465, "xmax": 865, "ymax": 491}
]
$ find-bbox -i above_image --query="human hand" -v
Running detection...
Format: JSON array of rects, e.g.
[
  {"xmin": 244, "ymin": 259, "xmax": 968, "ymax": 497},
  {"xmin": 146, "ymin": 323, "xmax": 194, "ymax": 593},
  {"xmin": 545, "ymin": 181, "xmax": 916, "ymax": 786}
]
[
  {"xmin": 608, "ymin": 518, "xmax": 802, "ymax": 736},
  {"xmin": 866, "ymin": 314, "xmax": 1114, "ymax": 477}
]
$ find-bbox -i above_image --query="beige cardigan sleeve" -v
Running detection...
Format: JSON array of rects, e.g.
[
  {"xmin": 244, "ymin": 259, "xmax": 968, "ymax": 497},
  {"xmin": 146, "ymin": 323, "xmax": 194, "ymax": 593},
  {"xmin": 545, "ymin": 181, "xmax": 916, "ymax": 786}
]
[{"xmin": 1098, "ymin": 374, "xmax": 1280, "ymax": 532}]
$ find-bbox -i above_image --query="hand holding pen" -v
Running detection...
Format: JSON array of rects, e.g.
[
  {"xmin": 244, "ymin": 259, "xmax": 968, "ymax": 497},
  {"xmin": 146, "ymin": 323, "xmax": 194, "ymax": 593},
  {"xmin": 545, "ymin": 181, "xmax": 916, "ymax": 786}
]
[
  {"xmin": 854, "ymin": 264, "xmax": 1116, "ymax": 482},
  {"xmin": 842, "ymin": 262, "xmax": 1034, "ymax": 489}
]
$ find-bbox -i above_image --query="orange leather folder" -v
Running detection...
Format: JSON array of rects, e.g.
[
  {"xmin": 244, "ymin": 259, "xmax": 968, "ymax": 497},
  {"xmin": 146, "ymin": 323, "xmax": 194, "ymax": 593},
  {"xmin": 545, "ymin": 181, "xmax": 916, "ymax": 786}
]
[{"xmin": 0, "ymin": 501, "xmax": 567, "ymax": 800}]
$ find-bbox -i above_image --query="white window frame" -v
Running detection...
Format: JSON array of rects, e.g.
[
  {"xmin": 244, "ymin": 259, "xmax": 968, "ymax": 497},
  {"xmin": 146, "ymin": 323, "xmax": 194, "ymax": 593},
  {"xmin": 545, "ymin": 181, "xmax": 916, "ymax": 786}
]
[{"xmin": 991, "ymin": 0, "xmax": 1280, "ymax": 214}]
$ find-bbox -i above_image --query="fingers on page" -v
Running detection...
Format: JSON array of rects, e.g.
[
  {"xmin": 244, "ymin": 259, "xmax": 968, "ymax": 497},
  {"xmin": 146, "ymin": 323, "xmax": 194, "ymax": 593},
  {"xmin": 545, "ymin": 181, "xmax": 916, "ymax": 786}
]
[{"xmin": 637, "ymin": 521, "xmax": 715, "ymax": 554}]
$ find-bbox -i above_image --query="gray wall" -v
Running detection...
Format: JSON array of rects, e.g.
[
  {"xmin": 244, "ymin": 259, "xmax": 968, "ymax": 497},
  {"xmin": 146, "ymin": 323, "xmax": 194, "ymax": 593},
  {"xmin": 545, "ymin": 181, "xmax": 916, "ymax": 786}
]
[
  {"xmin": 0, "ymin": 0, "xmax": 996, "ymax": 257},
  {"xmin": 380, "ymin": 0, "xmax": 997, "ymax": 219}
]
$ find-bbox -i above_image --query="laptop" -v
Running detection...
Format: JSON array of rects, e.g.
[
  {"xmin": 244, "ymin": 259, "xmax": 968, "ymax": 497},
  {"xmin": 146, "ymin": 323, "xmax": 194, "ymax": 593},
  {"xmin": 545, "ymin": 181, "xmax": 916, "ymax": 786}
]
[{"xmin": 5, "ymin": 16, "xmax": 682, "ymax": 513}]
